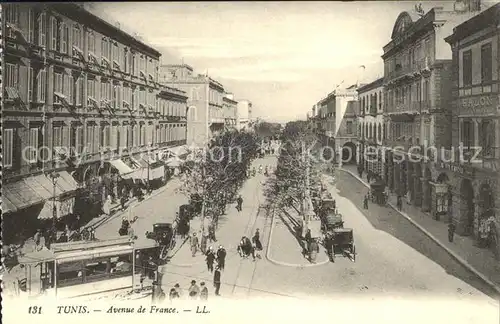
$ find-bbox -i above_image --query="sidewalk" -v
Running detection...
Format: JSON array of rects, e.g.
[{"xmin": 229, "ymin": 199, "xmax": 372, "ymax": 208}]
[
  {"xmin": 267, "ymin": 206, "xmax": 330, "ymax": 267},
  {"xmin": 340, "ymin": 165, "xmax": 500, "ymax": 295}
]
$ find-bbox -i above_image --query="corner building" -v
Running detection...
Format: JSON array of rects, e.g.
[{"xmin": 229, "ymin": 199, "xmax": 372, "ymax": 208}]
[
  {"xmin": 159, "ymin": 64, "xmax": 226, "ymax": 147},
  {"xmin": 2, "ymin": 3, "xmax": 187, "ymax": 244},
  {"xmin": 445, "ymin": 3, "xmax": 500, "ymax": 257},
  {"xmin": 357, "ymin": 78, "xmax": 386, "ymax": 176},
  {"xmin": 382, "ymin": 4, "xmax": 480, "ymax": 218}
]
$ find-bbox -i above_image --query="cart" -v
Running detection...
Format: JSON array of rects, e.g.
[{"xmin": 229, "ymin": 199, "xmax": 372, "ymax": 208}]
[
  {"xmin": 321, "ymin": 213, "xmax": 344, "ymax": 232},
  {"xmin": 324, "ymin": 228, "xmax": 355, "ymax": 262}
]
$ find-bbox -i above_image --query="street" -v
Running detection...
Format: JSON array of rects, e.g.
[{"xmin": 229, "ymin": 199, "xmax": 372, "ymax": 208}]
[{"xmin": 247, "ymin": 169, "xmax": 499, "ymax": 305}]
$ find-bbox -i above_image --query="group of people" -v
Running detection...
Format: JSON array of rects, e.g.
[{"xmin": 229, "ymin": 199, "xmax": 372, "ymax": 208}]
[
  {"xmin": 189, "ymin": 227, "xmax": 218, "ymax": 258},
  {"xmin": 168, "ymin": 280, "xmax": 210, "ymax": 301},
  {"xmin": 204, "ymin": 245, "xmax": 227, "ymax": 272},
  {"xmin": 237, "ymin": 229, "xmax": 263, "ymax": 261}
]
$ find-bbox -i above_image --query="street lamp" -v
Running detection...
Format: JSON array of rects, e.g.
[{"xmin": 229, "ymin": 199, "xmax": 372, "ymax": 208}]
[{"xmin": 49, "ymin": 171, "xmax": 60, "ymax": 223}]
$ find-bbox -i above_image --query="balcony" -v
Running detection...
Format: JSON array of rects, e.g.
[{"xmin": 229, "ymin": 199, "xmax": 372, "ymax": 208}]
[{"xmin": 387, "ymin": 57, "xmax": 432, "ymax": 84}]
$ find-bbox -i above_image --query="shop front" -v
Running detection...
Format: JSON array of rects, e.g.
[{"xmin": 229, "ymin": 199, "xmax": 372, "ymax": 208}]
[{"xmin": 2, "ymin": 171, "xmax": 79, "ymax": 245}]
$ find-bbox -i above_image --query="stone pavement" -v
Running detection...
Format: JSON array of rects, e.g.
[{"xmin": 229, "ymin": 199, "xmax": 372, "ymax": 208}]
[
  {"xmin": 267, "ymin": 206, "xmax": 329, "ymax": 267},
  {"xmin": 340, "ymin": 165, "xmax": 500, "ymax": 294},
  {"xmin": 163, "ymin": 157, "xmax": 275, "ymax": 299}
]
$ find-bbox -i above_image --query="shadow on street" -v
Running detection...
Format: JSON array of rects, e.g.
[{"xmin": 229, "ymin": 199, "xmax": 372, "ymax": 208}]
[{"xmin": 335, "ymin": 172, "xmax": 499, "ymax": 299}]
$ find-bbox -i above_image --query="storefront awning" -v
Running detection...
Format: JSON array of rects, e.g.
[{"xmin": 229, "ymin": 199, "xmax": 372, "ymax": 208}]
[
  {"xmin": 3, "ymin": 180, "xmax": 44, "ymax": 210},
  {"xmin": 38, "ymin": 196, "xmax": 76, "ymax": 220},
  {"xmin": 109, "ymin": 159, "xmax": 135, "ymax": 175},
  {"xmin": 165, "ymin": 145, "xmax": 189, "ymax": 158},
  {"xmin": 123, "ymin": 164, "xmax": 165, "ymax": 181},
  {"xmin": 2, "ymin": 195, "xmax": 18, "ymax": 214},
  {"xmin": 165, "ymin": 158, "xmax": 181, "ymax": 168},
  {"xmin": 24, "ymin": 176, "xmax": 54, "ymax": 200}
]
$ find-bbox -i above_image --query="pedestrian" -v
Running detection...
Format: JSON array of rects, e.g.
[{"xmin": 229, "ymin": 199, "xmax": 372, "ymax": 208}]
[
  {"xmin": 252, "ymin": 229, "xmax": 263, "ymax": 251},
  {"xmin": 188, "ymin": 280, "xmax": 200, "ymax": 299},
  {"xmin": 216, "ymin": 245, "xmax": 226, "ymax": 271},
  {"xmin": 200, "ymin": 282, "xmax": 208, "ymax": 301},
  {"xmin": 213, "ymin": 266, "xmax": 222, "ymax": 296},
  {"xmin": 33, "ymin": 229, "xmax": 43, "ymax": 251},
  {"xmin": 397, "ymin": 195, "xmax": 402, "ymax": 211},
  {"xmin": 206, "ymin": 246, "xmax": 216, "ymax": 273},
  {"xmin": 169, "ymin": 288, "xmax": 179, "ymax": 301},
  {"xmin": 200, "ymin": 233, "xmax": 208, "ymax": 254},
  {"xmin": 309, "ymin": 239, "xmax": 319, "ymax": 263},
  {"xmin": 236, "ymin": 195, "xmax": 243, "ymax": 212},
  {"xmin": 208, "ymin": 223, "xmax": 217, "ymax": 242},
  {"xmin": 363, "ymin": 194, "xmax": 369, "ymax": 210},
  {"xmin": 448, "ymin": 222, "xmax": 456, "ymax": 243},
  {"xmin": 174, "ymin": 283, "xmax": 183, "ymax": 299},
  {"xmin": 190, "ymin": 232, "xmax": 199, "ymax": 257}
]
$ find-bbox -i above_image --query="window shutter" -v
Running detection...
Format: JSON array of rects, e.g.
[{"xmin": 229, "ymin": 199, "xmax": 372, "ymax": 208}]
[
  {"xmin": 117, "ymin": 86, "xmax": 122, "ymax": 110},
  {"xmin": 63, "ymin": 125, "xmax": 70, "ymax": 148},
  {"xmin": 3, "ymin": 129, "xmax": 13, "ymax": 167},
  {"xmin": 28, "ymin": 67, "xmax": 33, "ymax": 103},
  {"xmin": 68, "ymin": 75, "xmax": 74, "ymax": 104}
]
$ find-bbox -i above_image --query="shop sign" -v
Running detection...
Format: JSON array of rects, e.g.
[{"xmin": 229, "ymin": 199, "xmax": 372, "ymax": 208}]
[
  {"xmin": 437, "ymin": 161, "xmax": 474, "ymax": 177},
  {"xmin": 459, "ymin": 95, "xmax": 497, "ymax": 116}
]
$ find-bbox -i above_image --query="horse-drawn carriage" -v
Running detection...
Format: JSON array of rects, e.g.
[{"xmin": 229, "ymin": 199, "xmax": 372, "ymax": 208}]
[
  {"xmin": 321, "ymin": 213, "xmax": 344, "ymax": 232},
  {"xmin": 145, "ymin": 223, "xmax": 175, "ymax": 261},
  {"xmin": 323, "ymin": 228, "xmax": 356, "ymax": 262}
]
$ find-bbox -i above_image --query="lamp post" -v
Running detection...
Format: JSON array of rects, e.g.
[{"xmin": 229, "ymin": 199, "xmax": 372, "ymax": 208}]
[{"xmin": 49, "ymin": 172, "xmax": 60, "ymax": 224}]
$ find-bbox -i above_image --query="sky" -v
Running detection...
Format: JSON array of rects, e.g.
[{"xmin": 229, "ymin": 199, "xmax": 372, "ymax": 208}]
[{"xmin": 90, "ymin": 1, "xmax": 496, "ymax": 123}]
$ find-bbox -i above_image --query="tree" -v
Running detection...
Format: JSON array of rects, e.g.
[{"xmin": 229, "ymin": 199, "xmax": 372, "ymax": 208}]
[
  {"xmin": 268, "ymin": 120, "xmax": 331, "ymax": 211},
  {"xmin": 179, "ymin": 130, "xmax": 258, "ymax": 231},
  {"xmin": 254, "ymin": 122, "xmax": 283, "ymax": 140}
]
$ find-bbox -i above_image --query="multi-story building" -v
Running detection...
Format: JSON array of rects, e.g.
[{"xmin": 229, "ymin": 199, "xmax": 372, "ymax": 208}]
[
  {"xmin": 160, "ymin": 64, "xmax": 225, "ymax": 146},
  {"xmin": 236, "ymin": 99, "xmax": 252, "ymax": 131},
  {"xmin": 444, "ymin": 2, "xmax": 499, "ymax": 257},
  {"xmin": 333, "ymin": 85, "xmax": 359, "ymax": 164},
  {"xmin": 357, "ymin": 78, "xmax": 385, "ymax": 176},
  {"xmin": 223, "ymin": 93, "xmax": 238, "ymax": 130},
  {"xmin": 2, "ymin": 3, "xmax": 187, "ymax": 244},
  {"xmin": 382, "ymin": 2, "xmax": 480, "ymax": 217}
]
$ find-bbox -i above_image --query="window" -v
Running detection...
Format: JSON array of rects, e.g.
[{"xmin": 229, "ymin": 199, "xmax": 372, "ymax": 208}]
[
  {"xmin": 50, "ymin": 17, "xmax": 59, "ymax": 51},
  {"xmin": 53, "ymin": 126, "xmax": 62, "ymax": 149},
  {"xmin": 75, "ymin": 76, "xmax": 83, "ymax": 105},
  {"xmin": 37, "ymin": 69, "xmax": 47, "ymax": 102},
  {"xmin": 54, "ymin": 73, "xmax": 63, "ymax": 104},
  {"xmin": 67, "ymin": 74, "xmax": 73, "ymax": 104},
  {"xmin": 88, "ymin": 32, "xmax": 95, "ymax": 53},
  {"xmin": 423, "ymin": 79, "xmax": 430, "ymax": 103},
  {"xmin": 5, "ymin": 63, "xmax": 18, "ymax": 91},
  {"xmin": 462, "ymin": 50, "xmax": 472, "ymax": 87},
  {"xmin": 346, "ymin": 121, "xmax": 353, "ymax": 134},
  {"xmin": 481, "ymin": 43, "xmax": 492, "ymax": 84},
  {"xmin": 101, "ymin": 38, "xmax": 108, "ymax": 59},
  {"xmin": 3, "ymin": 129, "xmax": 14, "ymax": 167},
  {"xmin": 461, "ymin": 120, "xmax": 474, "ymax": 150},
  {"xmin": 124, "ymin": 49, "xmax": 128, "ymax": 73},
  {"xmin": 72, "ymin": 25, "xmax": 81, "ymax": 50},
  {"xmin": 5, "ymin": 5, "xmax": 19, "ymax": 38},
  {"xmin": 37, "ymin": 13, "xmax": 46, "ymax": 47},
  {"xmin": 479, "ymin": 120, "xmax": 494, "ymax": 157},
  {"xmin": 27, "ymin": 127, "xmax": 39, "ymax": 163},
  {"xmin": 70, "ymin": 126, "xmax": 84, "ymax": 154},
  {"xmin": 86, "ymin": 125, "xmax": 94, "ymax": 154},
  {"xmin": 60, "ymin": 23, "xmax": 69, "ymax": 54}
]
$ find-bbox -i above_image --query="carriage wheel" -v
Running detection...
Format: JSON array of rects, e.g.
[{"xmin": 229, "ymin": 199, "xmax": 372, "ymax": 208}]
[
  {"xmin": 159, "ymin": 245, "xmax": 168, "ymax": 260},
  {"xmin": 352, "ymin": 245, "xmax": 356, "ymax": 262}
]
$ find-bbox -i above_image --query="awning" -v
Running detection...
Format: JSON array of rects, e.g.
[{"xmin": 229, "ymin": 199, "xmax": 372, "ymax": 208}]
[
  {"xmin": 38, "ymin": 196, "xmax": 76, "ymax": 220},
  {"xmin": 18, "ymin": 247, "xmax": 55, "ymax": 265},
  {"xmin": 123, "ymin": 165, "xmax": 165, "ymax": 181},
  {"xmin": 166, "ymin": 145, "xmax": 189, "ymax": 158},
  {"xmin": 24, "ymin": 176, "xmax": 54, "ymax": 199},
  {"xmin": 56, "ymin": 244, "xmax": 134, "ymax": 264},
  {"xmin": 2, "ymin": 196, "xmax": 18, "ymax": 214},
  {"xmin": 110, "ymin": 159, "xmax": 135, "ymax": 175},
  {"xmin": 3, "ymin": 180, "xmax": 44, "ymax": 210}
]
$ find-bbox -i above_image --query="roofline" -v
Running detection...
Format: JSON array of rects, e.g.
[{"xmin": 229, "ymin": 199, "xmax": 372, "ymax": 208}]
[
  {"xmin": 50, "ymin": 3, "xmax": 161, "ymax": 58},
  {"xmin": 161, "ymin": 63, "xmax": 194, "ymax": 71},
  {"xmin": 445, "ymin": 3, "xmax": 500, "ymax": 44},
  {"xmin": 356, "ymin": 77, "xmax": 384, "ymax": 93}
]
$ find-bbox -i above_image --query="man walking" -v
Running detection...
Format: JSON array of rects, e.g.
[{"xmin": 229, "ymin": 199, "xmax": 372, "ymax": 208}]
[
  {"xmin": 190, "ymin": 232, "xmax": 199, "ymax": 257},
  {"xmin": 363, "ymin": 194, "xmax": 369, "ymax": 210},
  {"xmin": 213, "ymin": 265, "xmax": 222, "ymax": 296},
  {"xmin": 397, "ymin": 195, "xmax": 402, "ymax": 211},
  {"xmin": 188, "ymin": 280, "xmax": 200, "ymax": 299},
  {"xmin": 236, "ymin": 195, "xmax": 243, "ymax": 212},
  {"xmin": 448, "ymin": 222, "xmax": 456, "ymax": 243},
  {"xmin": 216, "ymin": 245, "xmax": 226, "ymax": 271},
  {"xmin": 205, "ymin": 246, "xmax": 216, "ymax": 273}
]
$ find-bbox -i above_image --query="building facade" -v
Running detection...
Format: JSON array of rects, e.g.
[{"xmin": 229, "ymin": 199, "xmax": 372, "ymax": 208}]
[
  {"xmin": 444, "ymin": 2, "xmax": 500, "ymax": 257},
  {"xmin": 236, "ymin": 99, "xmax": 252, "ymax": 130},
  {"xmin": 382, "ymin": 4, "xmax": 480, "ymax": 219},
  {"xmin": 2, "ymin": 3, "xmax": 187, "ymax": 244},
  {"xmin": 160, "ymin": 64, "xmax": 226, "ymax": 146},
  {"xmin": 223, "ymin": 93, "xmax": 238, "ymax": 130},
  {"xmin": 357, "ymin": 78, "xmax": 385, "ymax": 174}
]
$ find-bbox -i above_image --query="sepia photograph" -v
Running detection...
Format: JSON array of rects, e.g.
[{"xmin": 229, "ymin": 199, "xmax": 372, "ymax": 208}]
[{"xmin": 1, "ymin": 1, "xmax": 500, "ymax": 323}]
